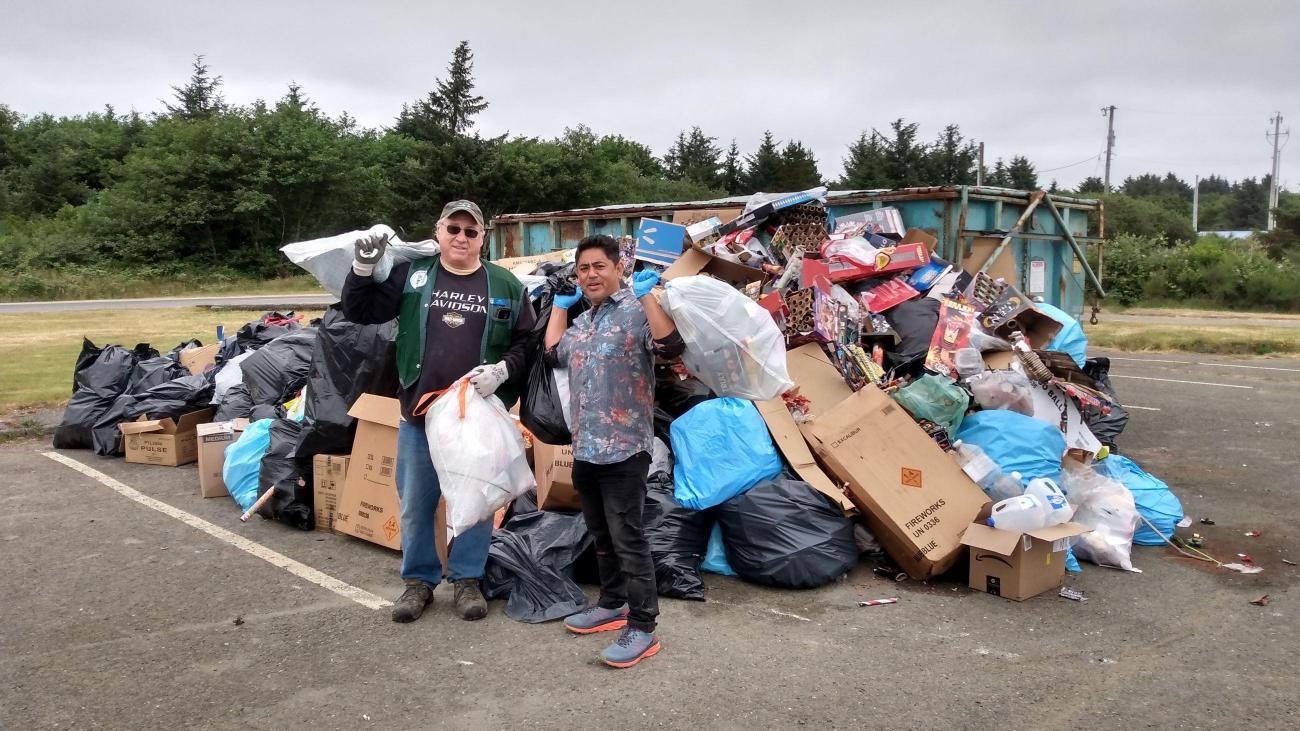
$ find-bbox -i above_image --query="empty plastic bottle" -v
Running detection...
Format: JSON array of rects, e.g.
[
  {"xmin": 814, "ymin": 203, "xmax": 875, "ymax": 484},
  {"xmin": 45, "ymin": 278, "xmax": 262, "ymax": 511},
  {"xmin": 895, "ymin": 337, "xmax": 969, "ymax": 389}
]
[
  {"xmin": 986, "ymin": 470, "xmax": 1024, "ymax": 502},
  {"xmin": 953, "ymin": 440, "xmax": 998, "ymax": 487}
]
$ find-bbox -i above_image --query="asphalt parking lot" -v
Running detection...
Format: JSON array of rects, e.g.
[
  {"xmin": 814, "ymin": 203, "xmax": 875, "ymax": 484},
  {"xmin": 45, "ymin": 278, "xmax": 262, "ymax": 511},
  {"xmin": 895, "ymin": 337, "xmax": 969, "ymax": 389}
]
[{"xmin": 1, "ymin": 351, "xmax": 1297, "ymax": 730}]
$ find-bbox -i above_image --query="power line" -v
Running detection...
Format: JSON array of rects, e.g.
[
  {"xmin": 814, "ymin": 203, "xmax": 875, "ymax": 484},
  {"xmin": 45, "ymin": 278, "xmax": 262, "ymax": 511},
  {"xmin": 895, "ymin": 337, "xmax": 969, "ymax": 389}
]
[
  {"xmin": 1036, "ymin": 153, "xmax": 1102, "ymax": 174},
  {"xmin": 1121, "ymin": 106, "xmax": 1264, "ymax": 120}
]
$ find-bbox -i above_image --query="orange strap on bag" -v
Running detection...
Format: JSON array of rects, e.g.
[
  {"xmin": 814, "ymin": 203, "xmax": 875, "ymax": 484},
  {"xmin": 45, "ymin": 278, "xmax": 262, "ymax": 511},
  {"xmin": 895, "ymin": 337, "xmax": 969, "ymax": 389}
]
[{"xmin": 411, "ymin": 378, "xmax": 472, "ymax": 419}]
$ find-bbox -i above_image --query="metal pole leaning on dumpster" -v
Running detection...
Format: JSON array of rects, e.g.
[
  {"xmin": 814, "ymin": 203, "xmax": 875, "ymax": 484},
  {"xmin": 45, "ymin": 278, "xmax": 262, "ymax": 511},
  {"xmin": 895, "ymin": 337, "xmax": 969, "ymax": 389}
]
[
  {"xmin": 1042, "ymin": 193, "xmax": 1105, "ymax": 299},
  {"xmin": 978, "ymin": 190, "xmax": 1044, "ymax": 282}
]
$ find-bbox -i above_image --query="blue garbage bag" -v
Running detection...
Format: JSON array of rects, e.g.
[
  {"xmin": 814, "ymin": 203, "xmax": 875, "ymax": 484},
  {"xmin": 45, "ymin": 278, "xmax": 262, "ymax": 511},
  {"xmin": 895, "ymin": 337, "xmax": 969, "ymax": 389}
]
[
  {"xmin": 671, "ymin": 398, "xmax": 782, "ymax": 510},
  {"xmin": 955, "ymin": 410, "xmax": 1067, "ymax": 485},
  {"xmin": 1094, "ymin": 454, "xmax": 1184, "ymax": 545},
  {"xmin": 700, "ymin": 524, "xmax": 736, "ymax": 576},
  {"xmin": 223, "ymin": 418, "xmax": 274, "ymax": 511},
  {"xmin": 1036, "ymin": 302, "xmax": 1088, "ymax": 368},
  {"xmin": 1066, "ymin": 548, "xmax": 1082, "ymax": 573}
]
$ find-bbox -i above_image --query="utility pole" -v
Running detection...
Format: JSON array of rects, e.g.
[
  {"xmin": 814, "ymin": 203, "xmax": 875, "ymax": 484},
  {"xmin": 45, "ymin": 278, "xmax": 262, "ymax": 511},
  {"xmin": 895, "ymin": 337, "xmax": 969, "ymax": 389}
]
[
  {"xmin": 977, "ymin": 142, "xmax": 985, "ymax": 186},
  {"xmin": 1192, "ymin": 175, "xmax": 1199, "ymax": 234},
  {"xmin": 1266, "ymin": 112, "xmax": 1288, "ymax": 231},
  {"xmin": 1101, "ymin": 106, "xmax": 1116, "ymax": 193}
]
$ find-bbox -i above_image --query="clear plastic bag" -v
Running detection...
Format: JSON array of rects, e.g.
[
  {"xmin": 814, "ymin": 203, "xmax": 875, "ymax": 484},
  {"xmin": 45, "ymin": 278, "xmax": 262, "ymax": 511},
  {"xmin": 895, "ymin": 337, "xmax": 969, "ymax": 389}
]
[
  {"xmin": 425, "ymin": 379, "xmax": 536, "ymax": 537},
  {"xmin": 821, "ymin": 236, "xmax": 879, "ymax": 267},
  {"xmin": 967, "ymin": 369, "xmax": 1035, "ymax": 415},
  {"xmin": 280, "ymin": 225, "xmax": 440, "ymax": 298},
  {"xmin": 1060, "ymin": 462, "xmax": 1139, "ymax": 571},
  {"xmin": 662, "ymin": 275, "xmax": 793, "ymax": 401}
]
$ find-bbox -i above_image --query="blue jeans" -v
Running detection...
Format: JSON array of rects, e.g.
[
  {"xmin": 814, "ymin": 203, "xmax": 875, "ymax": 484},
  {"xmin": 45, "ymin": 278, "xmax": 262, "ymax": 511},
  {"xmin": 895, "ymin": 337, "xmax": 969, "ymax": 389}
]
[{"xmin": 395, "ymin": 420, "xmax": 493, "ymax": 587}]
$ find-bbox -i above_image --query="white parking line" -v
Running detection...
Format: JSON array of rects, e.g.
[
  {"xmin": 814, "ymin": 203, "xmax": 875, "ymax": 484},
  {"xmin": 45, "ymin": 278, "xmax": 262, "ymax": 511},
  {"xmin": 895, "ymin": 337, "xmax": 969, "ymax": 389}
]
[
  {"xmin": 1108, "ymin": 356, "xmax": 1190, "ymax": 364},
  {"xmin": 43, "ymin": 452, "xmax": 392, "ymax": 611},
  {"xmin": 1197, "ymin": 362, "xmax": 1300, "ymax": 373},
  {"xmin": 1110, "ymin": 374, "xmax": 1253, "ymax": 389}
]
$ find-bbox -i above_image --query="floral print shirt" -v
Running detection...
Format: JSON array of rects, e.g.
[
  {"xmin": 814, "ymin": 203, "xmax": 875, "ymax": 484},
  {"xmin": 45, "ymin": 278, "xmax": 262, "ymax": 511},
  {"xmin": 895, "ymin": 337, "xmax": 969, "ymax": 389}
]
[{"xmin": 547, "ymin": 287, "xmax": 684, "ymax": 465}]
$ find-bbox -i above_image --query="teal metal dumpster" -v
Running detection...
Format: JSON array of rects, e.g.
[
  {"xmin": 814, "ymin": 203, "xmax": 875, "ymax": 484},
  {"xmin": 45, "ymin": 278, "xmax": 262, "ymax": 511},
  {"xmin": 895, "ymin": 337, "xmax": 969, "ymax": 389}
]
[{"xmin": 488, "ymin": 186, "xmax": 1103, "ymax": 319}]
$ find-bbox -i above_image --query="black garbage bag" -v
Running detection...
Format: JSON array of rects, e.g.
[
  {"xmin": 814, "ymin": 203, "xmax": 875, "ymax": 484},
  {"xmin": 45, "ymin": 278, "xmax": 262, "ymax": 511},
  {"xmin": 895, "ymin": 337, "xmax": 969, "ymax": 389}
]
[
  {"xmin": 214, "ymin": 383, "xmax": 254, "ymax": 422},
  {"xmin": 655, "ymin": 365, "xmax": 713, "ymax": 417},
  {"xmin": 235, "ymin": 312, "xmax": 302, "ymax": 351},
  {"xmin": 124, "ymin": 374, "xmax": 213, "ymax": 420},
  {"xmin": 167, "ymin": 339, "xmax": 203, "ymax": 359},
  {"xmin": 715, "ymin": 478, "xmax": 858, "ymax": 589},
  {"xmin": 643, "ymin": 472, "xmax": 712, "ymax": 601},
  {"xmin": 484, "ymin": 511, "xmax": 594, "ymax": 623},
  {"xmin": 883, "ymin": 297, "xmax": 940, "ymax": 370},
  {"xmin": 91, "ymin": 375, "xmax": 215, "ymax": 455},
  {"xmin": 520, "ymin": 355, "xmax": 571, "ymax": 445},
  {"xmin": 128, "ymin": 355, "xmax": 188, "ymax": 394},
  {"xmin": 52, "ymin": 341, "xmax": 151, "ymax": 449},
  {"xmin": 295, "ymin": 307, "xmax": 397, "ymax": 460},
  {"xmin": 241, "ymin": 329, "xmax": 317, "ymax": 405},
  {"xmin": 250, "ymin": 403, "xmax": 286, "ymax": 421},
  {"xmin": 1082, "ymin": 357, "xmax": 1129, "ymax": 448},
  {"xmin": 256, "ymin": 419, "xmax": 312, "ymax": 530}
]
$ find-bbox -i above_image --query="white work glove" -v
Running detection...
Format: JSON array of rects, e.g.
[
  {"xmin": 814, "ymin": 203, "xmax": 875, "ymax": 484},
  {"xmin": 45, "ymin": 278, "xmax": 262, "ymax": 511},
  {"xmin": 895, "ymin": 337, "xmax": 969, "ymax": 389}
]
[
  {"xmin": 352, "ymin": 232, "xmax": 390, "ymax": 276},
  {"xmin": 466, "ymin": 361, "xmax": 509, "ymax": 398}
]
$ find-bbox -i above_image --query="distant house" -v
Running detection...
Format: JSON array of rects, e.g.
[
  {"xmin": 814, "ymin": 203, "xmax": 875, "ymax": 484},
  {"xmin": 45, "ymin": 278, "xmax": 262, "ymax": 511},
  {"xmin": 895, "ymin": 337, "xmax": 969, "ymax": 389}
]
[{"xmin": 1197, "ymin": 230, "xmax": 1256, "ymax": 240}]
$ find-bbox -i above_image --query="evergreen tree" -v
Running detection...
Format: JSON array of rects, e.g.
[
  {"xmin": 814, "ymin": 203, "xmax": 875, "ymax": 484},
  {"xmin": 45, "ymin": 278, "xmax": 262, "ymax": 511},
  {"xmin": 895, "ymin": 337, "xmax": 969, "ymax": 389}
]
[
  {"xmin": 988, "ymin": 158, "xmax": 1011, "ymax": 187},
  {"xmin": 163, "ymin": 55, "xmax": 224, "ymax": 120},
  {"xmin": 883, "ymin": 119, "xmax": 928, "ymax": 187},
  {"xmin": 774, "ymin": 140, "xmax": 821, "ymax": 191},
  {"xmin": 434, "ymin": 41, "xmax": 488, "ymax": 134},
  {"xmin": 927, "ymin": 124, "xmax": 977, "ymax": 185},
  {"xmin": 394, "ymin": 41, "xmax": 487, "ymax": 140},
  {"xmin": 1006, "ymin": 155, "xmax": 1038, "ymax": 189},
  {"xmin": 1077, "ymin": 176, "xmax": 1105, "ymax": 194},
  {"xmin": 721, "ymin": 138, "xmax": 742, "ymax": 195},
  {"xmin": 743, "ymin": 131, "xmax": 782, "ymax": 192},
  {"xmin": 839, "ymin": 131, "xmax": 889, "ymax": 189},
  {"xmin": 662, "ymin": 126, "xmax": 721, "ymax": 188}
]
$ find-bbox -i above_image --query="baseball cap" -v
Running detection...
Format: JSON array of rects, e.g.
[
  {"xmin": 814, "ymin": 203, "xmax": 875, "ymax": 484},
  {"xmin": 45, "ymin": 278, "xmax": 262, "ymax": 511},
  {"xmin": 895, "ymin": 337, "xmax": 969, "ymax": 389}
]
[{"xmin": 440, "ymin": 200, "xmax": 485, "ymax": 228}]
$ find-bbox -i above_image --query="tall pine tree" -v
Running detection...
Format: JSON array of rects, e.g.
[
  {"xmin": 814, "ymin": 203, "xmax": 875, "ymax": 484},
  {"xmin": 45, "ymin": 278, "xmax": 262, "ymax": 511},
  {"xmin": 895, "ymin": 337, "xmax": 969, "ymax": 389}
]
[
  {"xmin": 1006, "ymin": 155, "xmax": 1038, "ymax": 190},
  {"xmin": 663, "ymin": 126, "xmax": 721, "ymax": 188},
  {"xmin": 164, "ymin": 55, "xmax": 225, "ymax": 120},
  {"xmin": 394, "ymin": 41, "xmax": 487, "ymax": 140},
  {"xmin": 883, "ymin": 119, "xmax": 928, "ymax": 187},
  {"xmin": 774, "ymin": 140, "xmax": 821, "ymax": 190},
  {"xmin": 927, "ymin": 124, "xmax": 977, "ymax": 185},
  {"xmin": 839, "ymin": 131, "xmax": 889, "ymax": 189},
  {"xmin": 743, "ymin": 131, "xmax": 782, "ymax": 192},
  {"xmin": 721, "ymin": 139, "xmax": 742, "ymax": 195}
]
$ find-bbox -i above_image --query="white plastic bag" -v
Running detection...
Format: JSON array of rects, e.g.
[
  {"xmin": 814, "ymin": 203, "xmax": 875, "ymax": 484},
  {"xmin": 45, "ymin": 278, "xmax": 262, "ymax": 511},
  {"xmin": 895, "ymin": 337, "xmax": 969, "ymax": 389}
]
[
  {"xmin": 280, "ymin": 224, "xmax": 440, "ymax": 297},
  {"xmin": 821, "ymin": 236, "xmax": 879, "ymax": 267},
  {"xmin": 1060, "ymin": 462, "xmax": 1139, "ymax": 571},
  {"xmin": 424, "ymin": 380, "xmax": 535, "ymax": 537},
  {"xmin": 662, "ymin": 275, "xmax": 793, "ymax": 401},
  {"xmin": 210, "ymin": 351, "xmax": 254, "ymax": 405}
]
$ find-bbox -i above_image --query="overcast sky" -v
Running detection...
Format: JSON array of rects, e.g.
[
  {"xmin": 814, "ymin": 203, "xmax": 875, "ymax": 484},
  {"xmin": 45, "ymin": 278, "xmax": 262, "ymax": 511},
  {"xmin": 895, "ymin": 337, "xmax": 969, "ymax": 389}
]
[{"xmin": 2, "ymin": 0, "xmax": 1295, "ymax": 191}]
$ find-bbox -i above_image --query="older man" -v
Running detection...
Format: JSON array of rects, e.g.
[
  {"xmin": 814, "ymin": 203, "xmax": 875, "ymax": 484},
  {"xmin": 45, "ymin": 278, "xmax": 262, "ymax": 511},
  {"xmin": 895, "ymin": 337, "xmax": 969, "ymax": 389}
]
[{"xmin": 343, "ymin": 200, "xmax": 534, "ymax": 623}]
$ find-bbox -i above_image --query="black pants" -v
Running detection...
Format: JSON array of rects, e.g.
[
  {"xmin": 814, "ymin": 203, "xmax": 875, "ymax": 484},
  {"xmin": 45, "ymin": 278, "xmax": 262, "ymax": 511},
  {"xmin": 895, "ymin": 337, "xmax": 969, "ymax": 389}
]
[{"xmin": 572, "ymin": 451, "xmax": 658, "ymax": 633}]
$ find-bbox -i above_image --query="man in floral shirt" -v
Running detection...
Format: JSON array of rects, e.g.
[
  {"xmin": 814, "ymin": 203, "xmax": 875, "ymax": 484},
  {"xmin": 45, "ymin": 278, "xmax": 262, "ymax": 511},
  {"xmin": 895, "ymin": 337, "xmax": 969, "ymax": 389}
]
[{"xmin": 544, "ymin": 234, "xmax": 684, "ymax": 668}]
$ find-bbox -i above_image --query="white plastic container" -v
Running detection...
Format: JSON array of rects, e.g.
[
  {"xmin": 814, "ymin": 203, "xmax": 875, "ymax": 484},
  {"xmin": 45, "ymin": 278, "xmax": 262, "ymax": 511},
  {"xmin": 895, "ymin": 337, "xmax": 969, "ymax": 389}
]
[
  {"xmin": 987, "ymin": 471, "xmax": 1024, "ymax": 502},
  {"xmin": 954, "ymin": 347, "xmax": 985, "ymax": 378},
  {"xmin": 1024, "ymin": 477, "xmax": 1074, "ymax": 525},
  {"xmin": 953, "ymin": 441, "xmax": 998, "ymax": 487},
  {"xmin": 987, "ymin": 495, "xmax": 1053, "ymax": 533}
]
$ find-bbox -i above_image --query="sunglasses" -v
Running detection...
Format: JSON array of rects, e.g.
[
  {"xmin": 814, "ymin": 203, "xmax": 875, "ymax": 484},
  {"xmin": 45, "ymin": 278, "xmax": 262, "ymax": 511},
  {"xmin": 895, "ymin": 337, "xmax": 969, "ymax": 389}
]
[{"xmin": 443, "ymin": 224, "xmax": 482, "ymax": 239}]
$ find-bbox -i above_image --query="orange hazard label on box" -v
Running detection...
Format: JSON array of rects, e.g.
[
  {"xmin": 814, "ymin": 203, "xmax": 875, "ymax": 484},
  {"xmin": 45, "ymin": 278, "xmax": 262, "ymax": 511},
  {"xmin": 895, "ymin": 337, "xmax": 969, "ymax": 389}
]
[
  {"xmin": 901, "ymin": 467, "xmax": 923, "ymax": 488},
  {"xmin": 383, "ymin": 515, "xmax": 399, "ymax": 540}
]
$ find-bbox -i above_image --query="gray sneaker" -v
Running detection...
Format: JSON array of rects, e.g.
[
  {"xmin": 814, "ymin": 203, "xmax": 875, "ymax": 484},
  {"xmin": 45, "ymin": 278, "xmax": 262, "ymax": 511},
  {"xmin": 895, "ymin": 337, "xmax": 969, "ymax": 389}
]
[
  {"xmin": 391, "ymin": 583, "xmax": 433, "ymax": 623},
  {"xmin": 453, "ymin": 579, "xmax": 487, "ymax": 621},
  {"xmin": 600, "ymin": 627, "xmax": 661, "ymax": 668},
  {"xmin": 563, "ymin": 604, "xmax": 629, "ymax": 634}
]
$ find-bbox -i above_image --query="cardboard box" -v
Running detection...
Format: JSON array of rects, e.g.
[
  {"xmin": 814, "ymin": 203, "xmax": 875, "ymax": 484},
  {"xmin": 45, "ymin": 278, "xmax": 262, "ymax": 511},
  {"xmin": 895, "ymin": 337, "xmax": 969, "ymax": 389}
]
[
  {"xmin": 120, "ymin": 408, "xmax": 214, "ymax": 466},
  {"xmin": 756, "ymin": 398, "xmax": 855, "ymax": 515},
  {"xmin": 334, "ymin": 394, "xmax": 404, "ymax": 550},
  {"xmin": 663, "ymin": 248, "xmax": 767, "ymax": 289},
  {"xmin": 671, "ymin": 207, "xmax": 743, "ymax": 229},
  {"xmin": 961, "ymin": 236, "xmax": 1018, "ymax": 283},
  {"xmin": 961, "ymin": 522, "xmax": 1091, "ymax": 601},
  {"xmin": 976, "ymin": 284, "xmax": 1062, "ymax": 348},
  {"xmin": 179, "ymin": 343, "xmax": 220, "ymax": 376},
  {"xmin": 313, "ymin": 454, "xmax": 350, "ymax": 533},
  {"xmin": 799, "ymin": 382, "xmax": 989, "ymax": 580},
  {"xmin": 195, "ymin": 419, "xmax": 247, "ymax": 497},
  {"xmin": 784, "ymin": 343, "xmax": 856, "ymax": 414},
  {"xmin": 534, "ymin": 440, "xmax": 580, "ymax": 511},
  {"xmin": 333, "ymin": 395, "xmax": 448, "ymax": 563},
  {"xmin": 826, "ymin": 242, "xmax": 931, "ymax": 283},
  {"xmin": 494, "ymin": 249, "xmax": 569, "ymax": 273}
]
